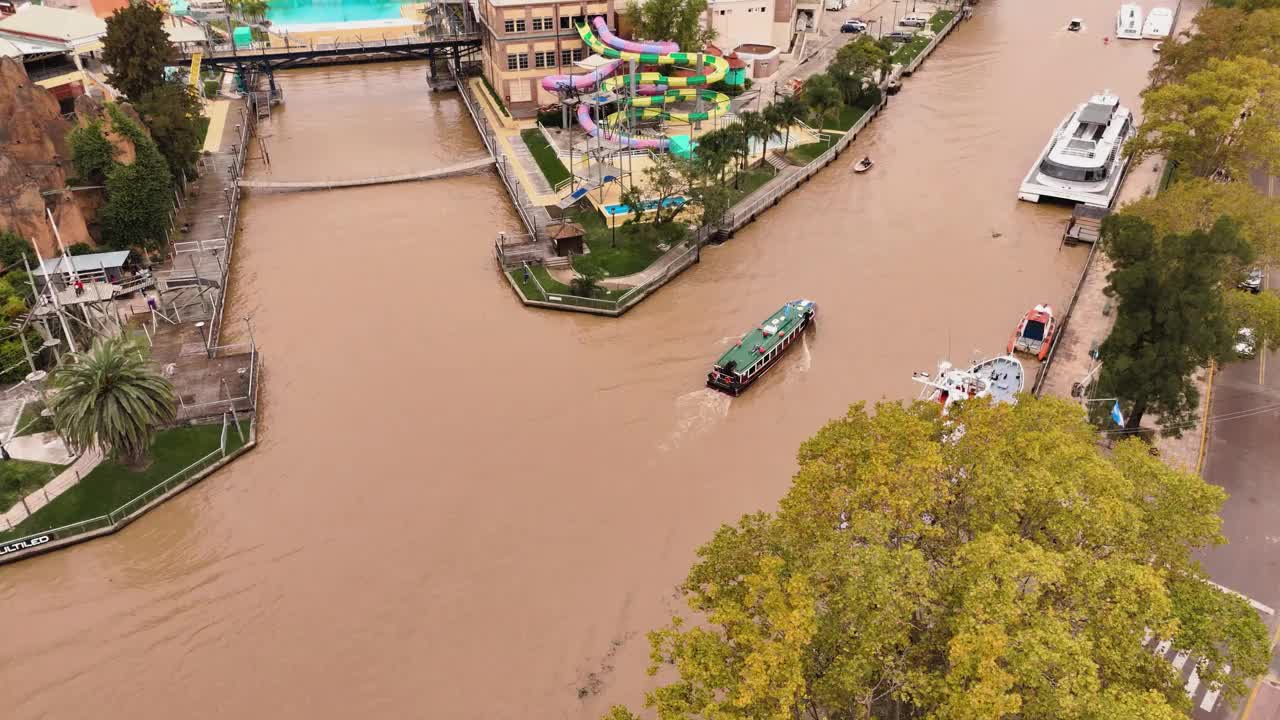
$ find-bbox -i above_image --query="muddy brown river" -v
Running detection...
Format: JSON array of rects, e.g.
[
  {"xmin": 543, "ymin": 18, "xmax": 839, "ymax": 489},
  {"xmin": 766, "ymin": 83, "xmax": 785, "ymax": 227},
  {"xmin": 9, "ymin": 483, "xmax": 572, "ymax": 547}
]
[{"xmin": 0, "ymin": 2, "xmax": 1163, "ymax": 717}]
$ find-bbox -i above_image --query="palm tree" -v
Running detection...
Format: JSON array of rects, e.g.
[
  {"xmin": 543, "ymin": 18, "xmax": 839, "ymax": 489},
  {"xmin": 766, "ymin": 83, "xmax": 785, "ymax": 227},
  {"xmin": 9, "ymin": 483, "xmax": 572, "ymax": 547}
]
[
  {"xmin": 722, "ymin": 121, "xmax": 751, "ymax": 187},
  {"xmin": 694, "ymin": 129, "xmax": 734, "ymax": 185},
  {"xmin": 802, "ymin": 73, "xmax": 843, "ymax": 135},
  {"xmin": 49, "ymin": 335, "xmax": 176, "ymax": 465},
  {"xmin": 737, "ymin": 111, "xmax": 767, "ymax": 169},
  {"xmin": 771, "ymin": 94, "xmax": 806, "ymax": 153}
]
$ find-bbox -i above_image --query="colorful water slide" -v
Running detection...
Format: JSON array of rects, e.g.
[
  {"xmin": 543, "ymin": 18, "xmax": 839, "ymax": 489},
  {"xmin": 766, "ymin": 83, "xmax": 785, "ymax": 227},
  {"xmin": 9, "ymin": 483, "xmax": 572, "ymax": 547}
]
[{"xmin": 542, "ymin": 17, "xmax": 734, "ymax": 150}]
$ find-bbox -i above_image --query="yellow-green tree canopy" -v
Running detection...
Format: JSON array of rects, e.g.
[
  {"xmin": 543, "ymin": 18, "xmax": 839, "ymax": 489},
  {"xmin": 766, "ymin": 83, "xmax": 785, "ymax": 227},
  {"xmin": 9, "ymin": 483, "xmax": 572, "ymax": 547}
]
[
  {"xmin": 1129, "ymin": 55, "xmax": 1280, "ymax": 179},
  {"xmin": 1152, "ymin": 7, "xmax": 1280, "ymax": 86},
  {"xmin": 1120, "ymin": 176, "xmax": 1280, "ymax": 263},
  {"xmin": 609, "ymin": 398, "xmax": 1270, "ymax": 720}
]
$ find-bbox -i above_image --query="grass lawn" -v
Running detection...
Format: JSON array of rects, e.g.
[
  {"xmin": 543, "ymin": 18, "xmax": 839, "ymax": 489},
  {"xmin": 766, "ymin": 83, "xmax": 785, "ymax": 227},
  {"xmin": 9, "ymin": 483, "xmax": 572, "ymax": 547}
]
[
  {"xmin": 787, "ymin": 137, "xmax": 838, "ymax": 165},
  {"xmin": 0, "ymin": 459, "xmax": 62, "ymax": 515},
  {"xmin": 892, "ymin": 34, "xmax": 933, "ymax": 65},
  {"xmin": 0, "ymin": 423, "xmax": 246, "ymax": 541},
  {"xmin": 15, "ymin": 399, "xmax": 54, "ymax": 436},
  {"xmin": 561, "ymin": 207, "xmax": 677, "ymax": 279},
  {"xmin": 733, "ymin": 165, "xmax": 778, "ymax": 197},
  {"xmin": 521, "ymin": 128, "xmax": 571, "ymax": 188},
  {"xmin": 930, "ymin": 9, "xmax": 956, "ymax": 32},
  {"xmin": 507, "ymin": 265, "xmax": 629, "ymax": 302},
  {"xmin": 821, "ymin": 105, "xmax": 870, "ymax": 132}
]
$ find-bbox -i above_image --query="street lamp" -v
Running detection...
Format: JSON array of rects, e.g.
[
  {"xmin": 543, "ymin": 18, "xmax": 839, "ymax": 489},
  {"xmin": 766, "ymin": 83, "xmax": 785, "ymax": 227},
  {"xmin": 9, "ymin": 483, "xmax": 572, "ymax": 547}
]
[
  {"xmin": 195, "ymin": 320, "xmax": 212, "ymax": 358},
  {"xmin": 892, "ymin": 0, "xmax": 901, "ymax": 28}
]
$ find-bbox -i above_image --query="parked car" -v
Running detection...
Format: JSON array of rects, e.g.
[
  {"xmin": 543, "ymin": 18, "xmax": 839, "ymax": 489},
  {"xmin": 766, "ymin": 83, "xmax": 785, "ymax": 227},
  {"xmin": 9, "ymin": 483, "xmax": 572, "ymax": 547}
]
[
  {"xmin": 1236, "ymin": 328, "xmax": 1257, "ymax": 358},
  {"xmin": 1238, "ymin": 267, "xmax": 1264, "ymax": 294},
  {"xmin": 899, "ymin": 14, "xmax": 929, "ymax": 28},
  {"xmin": 885, "ymin": 30, "xmax": 916, "ymax": 42},
  {"xmin": 840, "ymin": 19, "xmax": 867, "ymax": 33}
]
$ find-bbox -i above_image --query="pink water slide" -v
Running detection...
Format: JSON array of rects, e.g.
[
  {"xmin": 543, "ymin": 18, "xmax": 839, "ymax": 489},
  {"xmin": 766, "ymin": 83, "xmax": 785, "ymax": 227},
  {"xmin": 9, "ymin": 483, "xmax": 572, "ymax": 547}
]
[
  {"xmin": 540, "ymin": 58, "xmax": 623, "ymax": 92},
  {"xmin": 575, "ymin": 104, "xmax": 667, "ymax": 150},
  {"xmin": 589, "ymin": 16, "xmax": 679, "ymax": 54}
]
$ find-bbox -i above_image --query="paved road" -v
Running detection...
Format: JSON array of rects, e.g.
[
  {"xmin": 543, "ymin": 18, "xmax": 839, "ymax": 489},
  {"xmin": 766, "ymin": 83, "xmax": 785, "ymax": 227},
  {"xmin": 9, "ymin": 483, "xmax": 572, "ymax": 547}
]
[{"xmin": 1197, "ymin": 169, "xmax": 1280, "ymax": 719}]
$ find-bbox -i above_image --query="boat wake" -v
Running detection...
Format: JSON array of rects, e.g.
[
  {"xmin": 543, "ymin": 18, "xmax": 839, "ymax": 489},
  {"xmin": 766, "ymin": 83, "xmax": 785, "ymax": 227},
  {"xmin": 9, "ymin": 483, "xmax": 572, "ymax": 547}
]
[
  {"xmin": 659, "ymin": 389, "xmax": 732, "ymax": 452},
  {"xmin": 791, "ymin": 333, "xmax": 812, "ymax": 374}
]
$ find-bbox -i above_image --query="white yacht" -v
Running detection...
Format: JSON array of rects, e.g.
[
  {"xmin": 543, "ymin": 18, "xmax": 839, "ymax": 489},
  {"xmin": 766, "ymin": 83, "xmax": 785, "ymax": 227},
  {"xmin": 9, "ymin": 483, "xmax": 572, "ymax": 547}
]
[
  {"xmin": 1116, "ymin": 4, "xmax": 1143, "ymax": 39},
  {"xmin": 1142, "ymin": 7, "xmax": 1173, "ymax": 38},
  {"xmin": 1017, "ymin": 91, "xmax": 1135, "ymax": 207},
  {"xmin": 912, "ymin": 355, "xmax": 1024, "ymax": 415}
]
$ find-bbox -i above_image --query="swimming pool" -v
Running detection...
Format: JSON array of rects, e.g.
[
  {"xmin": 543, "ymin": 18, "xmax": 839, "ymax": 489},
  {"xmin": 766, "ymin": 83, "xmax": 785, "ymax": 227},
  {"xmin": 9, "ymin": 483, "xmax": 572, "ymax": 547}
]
[
  {"xmin": 603, "ymin": 197, "xmax": 686, "ymax": 215},
  {"xmin": 267, "ymin": 0, "xmax": 409, "ymax": 26}
]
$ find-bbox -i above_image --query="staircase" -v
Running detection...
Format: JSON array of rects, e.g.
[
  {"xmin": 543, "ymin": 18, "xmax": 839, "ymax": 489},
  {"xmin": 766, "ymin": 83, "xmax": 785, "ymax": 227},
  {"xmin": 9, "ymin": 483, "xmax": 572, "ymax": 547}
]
[
  {"xmin": 765, "ymin": 150, "xmax": 792, "ymax": 172},
  {"xmin": 543, "ymin": 256, "xmax": 571, "ymax": 269}
]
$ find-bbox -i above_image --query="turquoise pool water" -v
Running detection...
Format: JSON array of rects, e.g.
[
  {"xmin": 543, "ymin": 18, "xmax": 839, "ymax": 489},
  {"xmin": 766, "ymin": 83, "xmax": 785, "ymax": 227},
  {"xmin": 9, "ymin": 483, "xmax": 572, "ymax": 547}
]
[
  {"xmin": 603, "ymin": 197, "xmax": 687, "ymax": 215},
  {"xmin": 267, "ymin": 0, "xmax": 409, "ymax": 26}
]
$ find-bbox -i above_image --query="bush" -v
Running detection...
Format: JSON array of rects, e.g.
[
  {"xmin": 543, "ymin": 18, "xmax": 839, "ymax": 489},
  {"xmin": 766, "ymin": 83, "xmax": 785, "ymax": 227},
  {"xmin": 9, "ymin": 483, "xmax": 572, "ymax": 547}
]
[
  {"xmin": 537, "ymin": 106, "xmax": 565, "ymax": 128},
  {"xmin": 203, "ymin": 79, "xmax": 220, "ymax": 98},
  {"xmin": 67, "ymin": 121, "xmax": 116, "ymax": 185},
  {"xmin": 855, "ymin": 85, "xmax": 882, "ymax": 109},
  {"xmin": 480, "ymin": 75, "xmax": 510, "ymax": 116},
  {"xmin": 710, "ymin": 80, "xmax": 746, "ymax": 97}
]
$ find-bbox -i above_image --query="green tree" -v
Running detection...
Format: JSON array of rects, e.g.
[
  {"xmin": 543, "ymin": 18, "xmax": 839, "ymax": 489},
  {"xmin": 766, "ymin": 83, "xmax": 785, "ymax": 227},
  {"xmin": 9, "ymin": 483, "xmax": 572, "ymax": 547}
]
[
  {"xmin": 1122, "ymin": 176, "xmax": 1280, "ymax": 264},
  {"xmin": 100, "ymin": 107, "xmax": 174, "ymax": 253},
  {"xmin": 801, "ymin": 73, "xmax": 842, "ymax": 132},
  {"xmin": 569, "ymin": 265, "xmax": 603, "ymax": 297},
  {"xmin": 0, "ymin": 230, "xmax": 31, "ymax": 272},
  {"xmin": 769, "ymin": 94, "xmax": 806, "ymax": 153},
  {"xmin": 693, "ymin": 127, "xmax": 734, "ymax": 184},
  {"xmin": 1210, "ymin": 0, "xmax": 1280, "ymax": 10},
  {"xmin": 721, "ymin": 121, "xmax": 751, "ymax": 186},
  {"xmin": 828, "ymin": 35, "xmax": 887, "ymax": 105},
  {"xmin": 739, "ymin": 110, "xmax": 773, "ymax": 167},
  {"xmin": 1130, "ymin": 56, "xmax": 1280, "ymax": 179},
  {"xmin": 1151, "ymin": 8, "xmax": 1280, "ymax": 86},
  {"xmin": 1098, "ymin": 214, "xmax": 1253, "ymax": 433},
  {"xmin": 101, "ymin": 2, "xmax": 173, "ymax": 103},
  {"xmin": 137, "ymin": 82, "xmax": 205, "ymax": 178},
  {"xmin": 637, "ymin": 153, "xmax": 693, "ymax": 225},
  {"xmin": 66, "ymin": 121, "xmax": 117, "ymax": 185},
  {"xmin": 623, "ymin": 0, "xmax": 715, "ymax": 50},
  {"xmin": 229, "ymin": 0, "xmax": 269, "ymax": 21},
  {"xmin": 49, "ymin": 335, "xmax": 176, "ymax": 465},
  {"xmin": 609, "ymin": 397, "xmax": 1269, "ymax": 720}
]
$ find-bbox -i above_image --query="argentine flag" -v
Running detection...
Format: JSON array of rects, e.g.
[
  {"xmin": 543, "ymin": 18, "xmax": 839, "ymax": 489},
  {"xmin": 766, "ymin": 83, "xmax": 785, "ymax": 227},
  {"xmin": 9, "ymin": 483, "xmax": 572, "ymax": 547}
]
[{"xmin": 1110, "ymin": 401, "xmax": 1125, "ymax": 427}]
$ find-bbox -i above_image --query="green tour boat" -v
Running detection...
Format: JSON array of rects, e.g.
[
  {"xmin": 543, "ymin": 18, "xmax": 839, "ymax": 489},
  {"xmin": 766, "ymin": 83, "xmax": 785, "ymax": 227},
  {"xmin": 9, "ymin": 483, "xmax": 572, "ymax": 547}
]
[{"xmin": 707, "ymin": 299, "xmax": 817, "ymax": 396}]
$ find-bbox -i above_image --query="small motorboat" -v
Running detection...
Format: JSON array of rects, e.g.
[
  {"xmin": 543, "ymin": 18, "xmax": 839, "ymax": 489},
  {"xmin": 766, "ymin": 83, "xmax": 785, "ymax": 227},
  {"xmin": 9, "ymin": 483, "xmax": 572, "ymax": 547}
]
[
  {"xmin": 1152, "ymin": 41, "xmax": 1162, "ymax": 52},
  {"xmin": 1068, "ymin": 17, "xmax": 1083, "ymax": 31},
  {"xmin": 853, "ymin": 157, "xmax": 874, "ymax": 173},
  {"xmin": 1008, "ymin": 304, "xmax": 1056, "ymax": 361}
]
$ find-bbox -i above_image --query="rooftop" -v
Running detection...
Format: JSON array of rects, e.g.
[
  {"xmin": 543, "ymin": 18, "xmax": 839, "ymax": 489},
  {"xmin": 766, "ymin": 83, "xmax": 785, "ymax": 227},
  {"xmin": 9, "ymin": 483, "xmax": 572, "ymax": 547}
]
[
  {"xmin": 0, "ymin": 5, "xmax": 106, "ymax": 47},
  {"xmin": 32, "ymin": 250, "xmax": 132, "ymax": 277},
  {"xmin": 714, "ymin": 301, "xmax": 808, "ymax": 373},
  {"xmin": 163, "ymin": 15, "xmax": 207, "ymax": 44}
]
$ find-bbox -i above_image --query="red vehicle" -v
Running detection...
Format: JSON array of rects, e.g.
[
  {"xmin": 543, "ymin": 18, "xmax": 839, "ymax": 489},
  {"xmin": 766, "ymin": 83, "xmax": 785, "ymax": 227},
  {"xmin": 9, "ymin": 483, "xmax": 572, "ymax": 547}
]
[{"xmin": 1008, "ymin": 304, "xmax": 1056, "ymax": 361}]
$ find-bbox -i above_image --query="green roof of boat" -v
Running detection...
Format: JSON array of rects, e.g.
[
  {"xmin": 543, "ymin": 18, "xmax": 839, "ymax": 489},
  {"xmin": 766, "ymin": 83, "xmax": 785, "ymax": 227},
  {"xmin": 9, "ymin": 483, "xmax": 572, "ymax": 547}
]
[{"xmin": 714, "ymin": 302, "xmax": 809, "ymax": 373}]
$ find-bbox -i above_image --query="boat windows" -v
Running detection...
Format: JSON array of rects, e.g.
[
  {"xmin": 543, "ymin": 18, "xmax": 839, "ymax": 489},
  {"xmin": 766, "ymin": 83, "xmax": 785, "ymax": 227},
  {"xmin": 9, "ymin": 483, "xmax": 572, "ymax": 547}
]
[
  {"xmin": 1022, "ymin": 320, "xmax": 1046, "ymax": 341},
  {"xmin": 1039, "ymin": 158, "xmax": 1107, "ymax": 183}
]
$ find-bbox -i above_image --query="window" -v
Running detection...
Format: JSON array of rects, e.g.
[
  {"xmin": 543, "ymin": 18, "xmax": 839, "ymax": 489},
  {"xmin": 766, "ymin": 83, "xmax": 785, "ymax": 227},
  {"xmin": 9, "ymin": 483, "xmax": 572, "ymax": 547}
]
[
  {"xmin": 534, "ymin": 51, "xmax": 556, "ymax": 68},
  {"xmin": 531, "ymin": 16, "xmax": 552, "ymax": 30},
  {"xmin": 506, "ymin": 53, "xmax": 529, "ymax": 70},
  {"xmin": 503, "ymin": 18, "xmax": 526, "ymax": 32},
  {"xmin": 559, "ymin": 47, "xmax": 584, "ymax": 65},
  {"xmin": 560, "ymin": 14, "xmax": 585, "ymax": 29}
]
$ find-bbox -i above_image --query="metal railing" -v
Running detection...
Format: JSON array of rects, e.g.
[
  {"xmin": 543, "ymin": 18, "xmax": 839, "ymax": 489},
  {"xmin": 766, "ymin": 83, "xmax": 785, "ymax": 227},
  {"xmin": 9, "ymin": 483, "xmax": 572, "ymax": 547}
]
[
  {"xmin": 200, "ymin": 32, "xmax": 480, "ymax": 57},
  {"xmin": 511, "ymin": 243, "xmax": 699, "ymax": 315},
  {"xmin": 0, "ymin": 413, "xmax": 251, "ymax": 564}
]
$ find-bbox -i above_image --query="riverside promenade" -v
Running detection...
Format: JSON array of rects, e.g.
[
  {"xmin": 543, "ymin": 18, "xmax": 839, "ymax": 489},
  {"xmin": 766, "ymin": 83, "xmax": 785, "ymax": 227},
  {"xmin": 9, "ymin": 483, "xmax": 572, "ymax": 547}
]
[{"xmin": 475, "ymin": 2, "xmax": 971, "ymax": 315}]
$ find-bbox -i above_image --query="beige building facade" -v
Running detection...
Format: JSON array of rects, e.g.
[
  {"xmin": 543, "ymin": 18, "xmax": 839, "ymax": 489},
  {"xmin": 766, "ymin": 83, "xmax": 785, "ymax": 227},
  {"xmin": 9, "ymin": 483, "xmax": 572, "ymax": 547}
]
[
  {"xmin": 475, "ymin": 0, "xmax": 615, "ymax": 118},
  {"xmin": 705, "ymin": 0, "xmax": 820, "ymax": 64}
]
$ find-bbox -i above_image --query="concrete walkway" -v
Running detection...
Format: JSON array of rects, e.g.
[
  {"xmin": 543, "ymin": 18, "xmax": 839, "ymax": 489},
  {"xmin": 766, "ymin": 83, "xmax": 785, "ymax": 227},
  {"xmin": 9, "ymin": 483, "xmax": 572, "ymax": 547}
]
[{"xmin": 1, "ymin": 447, "xmax": 102, "ymax": 532}]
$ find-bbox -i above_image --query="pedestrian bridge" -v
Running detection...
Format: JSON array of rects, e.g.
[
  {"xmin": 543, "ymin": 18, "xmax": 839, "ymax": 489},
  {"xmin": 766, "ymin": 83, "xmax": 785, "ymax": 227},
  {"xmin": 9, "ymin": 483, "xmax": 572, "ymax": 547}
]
[{"xmin": 237, "ymin": 156, "xmax": 495, "ymax": 191}]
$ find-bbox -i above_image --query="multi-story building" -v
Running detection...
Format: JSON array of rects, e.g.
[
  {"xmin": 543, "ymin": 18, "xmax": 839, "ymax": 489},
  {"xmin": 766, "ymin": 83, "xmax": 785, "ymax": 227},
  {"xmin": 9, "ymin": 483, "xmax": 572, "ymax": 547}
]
[
  {"xmin": 474, "ymin": 0, "xmax": 615, "ymax": 118},
  {"xmin": 706, "ymin": 0, "xmax": 821, "ymax": 68}
]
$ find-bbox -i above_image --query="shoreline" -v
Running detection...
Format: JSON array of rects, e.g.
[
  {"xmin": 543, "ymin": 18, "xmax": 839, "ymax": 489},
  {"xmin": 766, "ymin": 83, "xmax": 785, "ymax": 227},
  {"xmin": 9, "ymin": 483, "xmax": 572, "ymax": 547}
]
[{"xmin": 477, "ymin": 7, "xmax": 970, "ymax": 316}]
